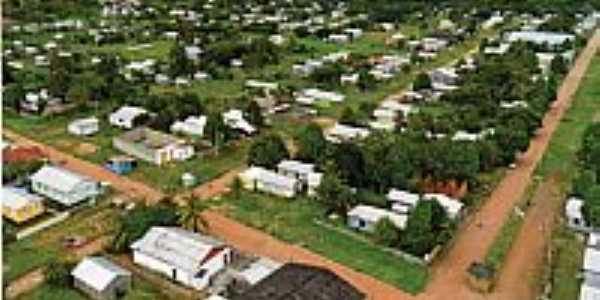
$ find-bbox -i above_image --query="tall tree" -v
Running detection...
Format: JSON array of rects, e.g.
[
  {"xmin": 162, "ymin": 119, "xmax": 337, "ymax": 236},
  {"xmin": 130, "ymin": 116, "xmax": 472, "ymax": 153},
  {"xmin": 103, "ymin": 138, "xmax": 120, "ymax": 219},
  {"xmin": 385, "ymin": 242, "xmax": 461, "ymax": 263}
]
[
  {"xmin": 295, "ymin": 123, "xmax": 328, "ymax": 163},
  {"xmin": 177, "ymin": 195, "xmax": 209, "ymax": 233},
  {"xmin": 247, "ymin": 134, "xmax": 289, "ymax": 169},
  {"xmin": 244, "ymin": 100, "xmax": 264, "ymax": 128}
]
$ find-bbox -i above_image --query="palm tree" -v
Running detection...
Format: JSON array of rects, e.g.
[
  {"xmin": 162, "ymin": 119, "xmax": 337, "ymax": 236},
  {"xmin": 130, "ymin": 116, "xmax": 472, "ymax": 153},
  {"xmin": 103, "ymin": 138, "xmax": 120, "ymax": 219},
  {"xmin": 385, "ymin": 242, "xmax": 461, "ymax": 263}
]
[{"xmin": 177, "ymin": 194, "xmax": 209, "ymax": 233}]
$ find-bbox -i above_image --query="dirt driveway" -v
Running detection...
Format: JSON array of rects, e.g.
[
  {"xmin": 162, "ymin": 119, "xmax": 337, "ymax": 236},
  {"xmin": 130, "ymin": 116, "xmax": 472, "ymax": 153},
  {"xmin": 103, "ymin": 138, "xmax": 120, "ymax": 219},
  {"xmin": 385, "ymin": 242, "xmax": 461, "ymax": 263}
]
[{"xmin": 3, "ymin": 130, "xmax": 164, "ymax": 204}]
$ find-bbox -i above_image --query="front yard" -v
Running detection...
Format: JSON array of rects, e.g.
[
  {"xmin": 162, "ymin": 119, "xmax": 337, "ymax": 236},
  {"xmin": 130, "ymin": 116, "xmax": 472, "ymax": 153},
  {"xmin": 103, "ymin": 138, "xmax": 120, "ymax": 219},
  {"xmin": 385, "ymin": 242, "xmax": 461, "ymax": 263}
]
[{"xmin": 217, "ymin": 193, "xmax": 429, "ymax": 294}]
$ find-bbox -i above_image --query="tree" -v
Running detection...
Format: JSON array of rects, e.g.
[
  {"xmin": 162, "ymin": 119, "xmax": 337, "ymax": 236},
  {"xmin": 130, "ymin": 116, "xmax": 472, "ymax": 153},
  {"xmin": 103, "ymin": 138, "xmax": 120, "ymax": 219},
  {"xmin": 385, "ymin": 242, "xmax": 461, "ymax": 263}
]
[
  {"xmin": 358, "ymin": 70, "xmax": 377, "ymax": 91},
  {"xmin": 177, "ymin": 196, "xmax": 209, "ymax": 233},
  {"xmin": 231, "ymin": 177, "xmax": 243, "ymax": 200},
  {"xmin": 48, "ymin": 51, "xmax": 70, "ymax": 98},
  {"xmin": 3, "ymin": 84, "xmax": 24, "ymax": 113},
  {"xmin": 413, "ymin": 72, "xmax": 432, "ymax": 91},
  {"xmin": 373, "ymin": 217, "xmax": 400, "ymax": 246},
  {"xmin": 45, "ymin": 260, "xmax": 73, "ymax": 287},
  {"xmin": 583, "ymin": 185, "xmax": 600, "ymax": 228},
  {"xmin": 169, "ymin": 42, "xmax": 191, "ymax": 77},
  {"xmin": 205, "ymin": 112, "xmax": 229, "ymax": 150},
  {"xmin": 550, "ymin": 55, "xmax": 568, "ymax": 75},
  {"xmin": 315, "ymin": 169, "xmax": 355, "ymax": 215},
  {"xmin": 247, "ymin": 134, "xmax": 289, "ymax": 169},
  {"xmin": 295, "ymin": 123, "xmax": 328, "ymax": 163},
  {"xmin": 339, "ymin": 107, "xmax": 360, "ymax": 126},
  {"xmin": 112, "ymin": 204, "xmax": 178, "ymax": 252},
  {"xmin": 245, "ymin": 100, "xmax": 264, "ymax": 128},
  {"xmin": 573, "ymin": 170, "xmax": 597, "ymax": 198},
  {"xmin": 400, "ymin": 200, "xmax": 451, "ymax": 257},
  {"xmin": 333, "ymin": 142, "xmax": 365, "ymax": 187}
]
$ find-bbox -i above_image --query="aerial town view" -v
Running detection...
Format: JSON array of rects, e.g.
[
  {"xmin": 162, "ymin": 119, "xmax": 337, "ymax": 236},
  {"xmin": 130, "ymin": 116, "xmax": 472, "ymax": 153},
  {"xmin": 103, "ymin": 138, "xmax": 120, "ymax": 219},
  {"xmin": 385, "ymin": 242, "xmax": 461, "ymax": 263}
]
[{"xmin": 2, "ymin": 0, "xmax": 600, "ymax": 299}]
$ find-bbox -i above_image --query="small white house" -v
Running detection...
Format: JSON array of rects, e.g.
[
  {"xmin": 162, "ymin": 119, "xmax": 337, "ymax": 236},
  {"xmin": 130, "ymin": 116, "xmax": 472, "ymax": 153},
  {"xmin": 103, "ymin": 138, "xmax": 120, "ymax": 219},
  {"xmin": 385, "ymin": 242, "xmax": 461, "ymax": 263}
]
[
  {"xmin": 276, "ymin": 160, "xmax": 322, "ymax": 196},
  {"xmin": 423, "ymin": 193, "xmax": 464, "ymax": 219},
  {"xmin": 565, "ymin": 197, "xmax": 586, "ymax": 229},
  {"xmin": 387, "ymin": 189, "xmax": 421, "ymax": 213},
  {"xmin": 347, "ymin": 205, "xmax": 408, "ymax": 232},
  {"xmin": 223, "ymin": 109, "xmax": 256, "ymax": 135},
  {"xmin": 325, "ymin": 123, "xmax": 370, "ymax": 143},
  {"xmin": 109, "ymin": 106, "xmax": 148, "ymax": 129},
  {"xmin": 171, "ymin": 116, "xmax": 207, "ymax": 137},
  {"xmin": 30, "ymin": 165, "xmax": 101, "ymax": 206},
  {"xmin": 68, "ymin": 117, "xmax": 100, "ymax": 136},
  {"xmin": 238, "ymin": 167, "xmax": 299, "ymax": 198},
  {"xmin": 131, "ymin": 227, "xmax": 233, "ymax": 291},
  {"xmin": 72, "ymin": 256, "xmax": 132, "ymax": 300}
]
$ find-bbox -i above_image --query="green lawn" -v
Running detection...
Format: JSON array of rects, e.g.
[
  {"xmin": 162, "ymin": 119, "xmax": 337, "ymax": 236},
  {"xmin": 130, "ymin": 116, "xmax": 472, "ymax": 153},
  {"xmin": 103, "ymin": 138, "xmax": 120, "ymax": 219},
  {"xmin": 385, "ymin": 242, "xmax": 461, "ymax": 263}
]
[
  {"xmin": 3, "ymin": 202, "xmax": 117, "ymax": 283},
  {"xmin": 218, "ymin": 193, "xmax": 429, "ymax": 294},
  {"xmin": 15, "ymin": 276, "xmax": 162, "ymax": 300},
  {"xmin": 550, "ymin": 228, "xmax": 585, "ymax": 300},
  {"xmin": 3, "ymin": 108, "xmax": 248, "ymax": 193},
  {"xmin": 484, "ymin": 56, "xmax": 600, "ymax": 297}
]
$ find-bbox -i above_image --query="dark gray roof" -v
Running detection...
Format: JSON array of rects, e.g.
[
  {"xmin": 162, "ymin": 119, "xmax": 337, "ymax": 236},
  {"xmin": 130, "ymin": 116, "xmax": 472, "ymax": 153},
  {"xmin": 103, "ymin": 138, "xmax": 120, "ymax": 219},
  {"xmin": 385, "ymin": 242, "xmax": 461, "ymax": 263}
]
[{"xmin": 231, "ymin": 263, "xmax": 365, "ymax": 300}]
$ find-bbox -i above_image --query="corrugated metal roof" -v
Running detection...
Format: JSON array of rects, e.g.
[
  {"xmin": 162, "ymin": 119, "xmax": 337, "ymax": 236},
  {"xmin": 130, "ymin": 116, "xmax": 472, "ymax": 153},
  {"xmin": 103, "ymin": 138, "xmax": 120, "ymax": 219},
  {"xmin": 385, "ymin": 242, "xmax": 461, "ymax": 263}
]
[
  {"xmin": 131, "ymin": 227, "xmax": 225, "ymax": 273},
  {"xmin": 30, "ymin": 165, "xmax": 95, "ymax": 193},
  {"xmin": 71, "ymin": 256, "xmax": 131, "ymax": 291},
  {"xmin": 2, "ymin": 187, "xmax": 43, "ymax": 209}
]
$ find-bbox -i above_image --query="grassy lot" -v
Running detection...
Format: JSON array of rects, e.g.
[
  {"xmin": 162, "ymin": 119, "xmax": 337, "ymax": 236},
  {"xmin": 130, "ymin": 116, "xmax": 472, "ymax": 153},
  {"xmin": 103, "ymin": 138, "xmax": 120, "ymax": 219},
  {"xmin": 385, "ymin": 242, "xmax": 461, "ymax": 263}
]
[
  {"xmin": 15, "ymin": 276, "xmax": 162, "ymax": 300},
  {"xmin": 483, "ymin": 56, "xmax": 600, "ymax": 297},
  {"xmin": 218, "ymin": 193, "xmax": 429, "ymax": 294},
  {"xmin": 549, "ymin": 227, "xmax": 585, "ymax": 300},
  {"xmin": 484, "ymin": 214, "xmax": 524, "ymax": 270},
  {"xmin": 3, "ymin": 202, "xmax": 117, "ymax": 282},
  {"xmin": 3, "ymin": 107, "xmax": 248, "ymax": 193}
]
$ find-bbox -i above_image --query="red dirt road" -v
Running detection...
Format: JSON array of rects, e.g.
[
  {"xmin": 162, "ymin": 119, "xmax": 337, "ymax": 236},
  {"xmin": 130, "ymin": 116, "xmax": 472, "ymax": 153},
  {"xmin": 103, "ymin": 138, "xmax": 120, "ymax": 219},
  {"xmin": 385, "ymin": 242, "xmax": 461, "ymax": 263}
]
[
  {"xmin": 203, "ymin": 31, "xmax": 600, "ymax": 300},
  {"xmin": 3, "ymin": 130, "xmax": 164, "ymax": 203}
]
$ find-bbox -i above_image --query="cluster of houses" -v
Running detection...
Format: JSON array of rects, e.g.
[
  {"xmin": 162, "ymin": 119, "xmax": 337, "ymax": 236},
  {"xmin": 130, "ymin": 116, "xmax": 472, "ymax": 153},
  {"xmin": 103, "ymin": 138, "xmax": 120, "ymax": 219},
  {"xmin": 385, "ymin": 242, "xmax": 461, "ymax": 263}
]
[
  {"xmin": 238, "ymin": 159, "xmax": 323, "ymax": 198},
  {"xmin": 69, "ymin": 225, "xmax": 365, "ymax": 300},
  {"xmin": 2, "ymin": 148, "xmax": 102, "ymax": 224},
  {"xmin": 347, "ymin": 189, "xmax": 464, "ymax": 234}
]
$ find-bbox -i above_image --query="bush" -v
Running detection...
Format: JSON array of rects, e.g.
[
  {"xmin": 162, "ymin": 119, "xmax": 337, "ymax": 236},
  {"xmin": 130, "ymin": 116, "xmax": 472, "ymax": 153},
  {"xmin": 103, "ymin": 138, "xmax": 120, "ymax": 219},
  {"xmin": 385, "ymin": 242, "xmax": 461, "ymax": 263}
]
[
  {"xmin": 373, "ymin": 217, "xmax": 400, "ymax": 247},
  {"xmin": 45, "ymin": 260, "xmax": 74, "ymax": 287}
]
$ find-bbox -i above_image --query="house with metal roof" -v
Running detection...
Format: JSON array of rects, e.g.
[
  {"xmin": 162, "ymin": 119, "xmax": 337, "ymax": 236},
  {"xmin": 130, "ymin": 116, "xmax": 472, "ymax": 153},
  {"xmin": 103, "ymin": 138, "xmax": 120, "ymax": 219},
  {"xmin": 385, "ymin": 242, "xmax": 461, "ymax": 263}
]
[
  {"xmin": 238, "ymin": 166, "xmax": 299, "ymax": 198},
  {"xmin": 2, "ymin": 187, "xmax": 45, "ymax": 223},
  {"xmin": 230, "ymin": 263, "xmax": 365, "ymax": 300},
  {"xmin": 276, "ymin": 160, "xmax": 323, "ymax": 196},
  {"xmin": 131, "ymin": 227, "xmax": 233, "ymax": 291},
  {"xmin": 68, "ymin": 117, "xmax": 100, "ymax": 136},
  {"xmin": 565, "ymin": 197, "xmax": 586, "ymax": 229},
  {"xmin": 347, "ymin": 205, "xmax": 408, "ymax": 232},
  {"xmin": 30, "ymin": 165, "xmax": 100, "ymax": 206},
  {"xmin": 171, "ymin": 115, "xmax": 207, "ymax": 137},
  {"xmin": 113, "ymin": 127, "xmax": 195, "ymax": 165},
  {"xmin": 504, "ymin": 31, "xmax": 575, "ymax": 49},
  {"xmin": 109, "ymin": 106, "xmax": 148, "ymax": 129},
  {"xmin": 72, "ymin": 256, "xmax": 132, "ymax": 300},
  {"xmin": 325, "ymin": 123, "xmax": 371, "ymax": 143}
]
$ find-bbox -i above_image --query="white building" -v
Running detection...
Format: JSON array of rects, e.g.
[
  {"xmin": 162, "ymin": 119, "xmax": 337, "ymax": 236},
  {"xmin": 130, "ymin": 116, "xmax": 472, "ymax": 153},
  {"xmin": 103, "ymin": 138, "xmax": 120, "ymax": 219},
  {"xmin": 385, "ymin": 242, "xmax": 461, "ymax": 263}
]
[
  {"xmin": 131, "ymin": 227, "xmax": 233, "ymax": 291},
  {"xmin": 295, "ymin": 88, "xmax": 345, "ymax": 105},
  {"xmin": 276, "ymin": 160, "xmax": 323, "ymax": 196},
  {"xmin": 171, "ymin": 116, "xmax": 207, "ymax": 137},
  {"xmin": 387, "ymin": 189, "xmax": 421, "ymax": 214},
  {"xmin": 238, "ymin": 167, "xmax": 299, "ymax": 198},
  {"xmin": 223, "ymin": 109, "xmax": 256, "ymax": 135},
  {"xmin": 68, "ymin": 117, "xmax": 100, "ymax": 136},
  {"xmin": 565, "ymin": 197, "xmax": 586, "ymax": 229},
  {"xmin": 347, "ymin": 205, "xmax": 408, "ymax": 232},
  {"xmin": 505, "ymin": 31, "xmax": 575, "ymax": 49},
  {"xmin": 109, "ymin": 106, "xmax": 148, "ymax": 129},
  {"xmin": 325, "ymin": 123, "xmax": 370, "ymax": 143},
  {"xmin": 72, "ymin": 256, "xmax": 132, "ymax": 300},
  {"xmin": 30, "ymin": 165, "xmax": 101, "ymax": 206},
  {"xmin": 423, "ymin": 193, "xmax": 464, "ymax": 219}
]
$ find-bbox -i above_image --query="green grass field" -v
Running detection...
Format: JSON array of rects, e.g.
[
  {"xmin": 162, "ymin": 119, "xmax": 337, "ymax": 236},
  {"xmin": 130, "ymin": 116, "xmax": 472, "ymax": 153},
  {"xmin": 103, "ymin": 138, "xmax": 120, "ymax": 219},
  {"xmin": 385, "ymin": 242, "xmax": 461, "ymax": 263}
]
[{"xmin": 219, "ymin": 193, "xmax": 429, "ymax": 294}]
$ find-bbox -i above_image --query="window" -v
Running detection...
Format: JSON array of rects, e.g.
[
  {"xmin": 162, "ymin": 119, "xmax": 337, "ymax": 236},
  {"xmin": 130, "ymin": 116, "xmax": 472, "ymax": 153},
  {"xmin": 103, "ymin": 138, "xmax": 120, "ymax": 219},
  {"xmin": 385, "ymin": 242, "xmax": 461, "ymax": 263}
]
[{"xmin": 195, "ymin": 269, "xmax": 207, "ymax": 278}]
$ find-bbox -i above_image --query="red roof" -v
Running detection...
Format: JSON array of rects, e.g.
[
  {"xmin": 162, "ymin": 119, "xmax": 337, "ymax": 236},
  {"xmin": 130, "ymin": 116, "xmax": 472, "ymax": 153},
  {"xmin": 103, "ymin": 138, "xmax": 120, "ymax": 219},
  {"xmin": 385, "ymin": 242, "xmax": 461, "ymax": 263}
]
[{"xmin": 2, "ymin": 146, "xmax": 45, "ymax": 164}]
